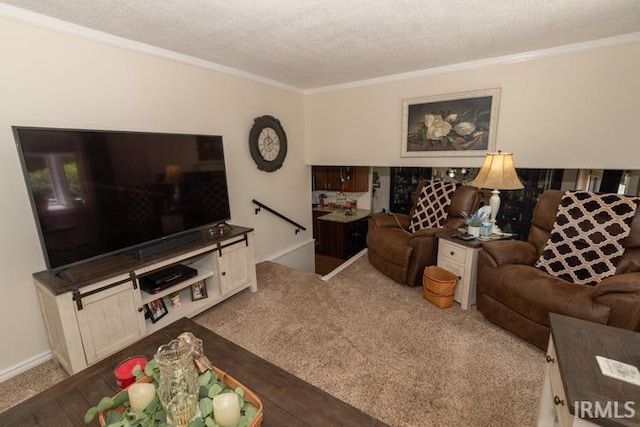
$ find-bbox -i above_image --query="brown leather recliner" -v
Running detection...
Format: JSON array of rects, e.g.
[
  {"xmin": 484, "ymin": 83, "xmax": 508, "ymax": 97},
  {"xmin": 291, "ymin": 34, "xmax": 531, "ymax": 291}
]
[
  {"xmin": 477, "ymin": 189, "xmax": 640, "ymax": 349},
  {"xmin": 367, "ymin": 181, "xmax": 479, "ymax": 286}
]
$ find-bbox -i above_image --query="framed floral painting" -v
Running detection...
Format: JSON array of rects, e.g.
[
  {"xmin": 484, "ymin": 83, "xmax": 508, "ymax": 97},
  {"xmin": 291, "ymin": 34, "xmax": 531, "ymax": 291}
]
[{"xmin": 401, "ymin": 88, "xmax": 500, "ymax": 157}]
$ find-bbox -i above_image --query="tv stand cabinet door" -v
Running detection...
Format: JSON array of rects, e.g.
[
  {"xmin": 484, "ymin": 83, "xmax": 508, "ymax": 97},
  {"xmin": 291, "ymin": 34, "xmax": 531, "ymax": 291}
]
[
  {"xmin": 218, "ymin": 233, "xmax": 257, "ymax": 296},
  {"xmin": 75, "ymin": 277, "xmax": 145, "ymax": 366}
]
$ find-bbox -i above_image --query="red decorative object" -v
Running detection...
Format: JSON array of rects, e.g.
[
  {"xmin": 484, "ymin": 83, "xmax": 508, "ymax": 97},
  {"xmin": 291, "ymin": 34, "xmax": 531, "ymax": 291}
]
[{"xmin": 114, "ymin": 356, "xmax": 147, "ymax": 389}]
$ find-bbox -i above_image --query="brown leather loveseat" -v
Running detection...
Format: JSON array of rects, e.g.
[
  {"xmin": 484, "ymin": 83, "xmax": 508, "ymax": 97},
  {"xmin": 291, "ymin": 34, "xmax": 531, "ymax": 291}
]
[
  {"xmin": 367, "ymin": 181, "xmax": 478, "ymax": 286},
  {"xmin": 477, "ymin": 189, "xmax": 640, "ymax": 349}
]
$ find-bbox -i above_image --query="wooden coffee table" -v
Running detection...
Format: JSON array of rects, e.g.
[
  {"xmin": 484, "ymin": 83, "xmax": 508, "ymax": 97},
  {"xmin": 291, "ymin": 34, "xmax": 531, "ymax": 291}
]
[
  {"xmin": 0, "ymin": 317, "xmax": 387, "ymax": 426},
  {"xmin": 538, "ymin": 314, "xmax": 640, "ymax": 426}
]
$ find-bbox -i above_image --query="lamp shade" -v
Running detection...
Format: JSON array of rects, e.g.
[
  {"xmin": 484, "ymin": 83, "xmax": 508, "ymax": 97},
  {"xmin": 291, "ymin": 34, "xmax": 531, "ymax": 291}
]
[
  {"xmin": 165, "ymin": 164, "xmax": 182, "ymax": 184},
  {"xmin": 469, "ymin": 152, "xmax": 524, "ymax": 190}
]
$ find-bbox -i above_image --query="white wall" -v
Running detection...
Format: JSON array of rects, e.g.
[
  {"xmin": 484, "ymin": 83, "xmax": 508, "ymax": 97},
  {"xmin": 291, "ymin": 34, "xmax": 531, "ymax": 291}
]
[
  {"xmin": 2, "ymin": 11, "xmax": 638, "ymax": 378},
  {"xmin": 304, "ymin": 42, "xmax": 640, "ymax": 170},
  {"xmin": 0, "ymin": 18, "xmax": 311, "ymax": 374}
]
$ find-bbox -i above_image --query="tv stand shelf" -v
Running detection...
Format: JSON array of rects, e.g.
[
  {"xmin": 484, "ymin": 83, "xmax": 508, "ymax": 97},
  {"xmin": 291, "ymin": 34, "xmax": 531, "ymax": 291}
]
[
  {"xmin": 33, "ymin": 225, "xmax": 257, "ymax": 375},
  {"xmin": 139, "ymin": 267, "xmax": 214, "ymax": 305}
]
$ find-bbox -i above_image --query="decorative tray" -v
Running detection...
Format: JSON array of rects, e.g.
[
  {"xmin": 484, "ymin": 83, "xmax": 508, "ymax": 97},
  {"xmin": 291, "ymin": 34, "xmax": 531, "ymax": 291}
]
[{"xmin": 98, "ymin": 364, "xmax": 263, "ymax": 427}]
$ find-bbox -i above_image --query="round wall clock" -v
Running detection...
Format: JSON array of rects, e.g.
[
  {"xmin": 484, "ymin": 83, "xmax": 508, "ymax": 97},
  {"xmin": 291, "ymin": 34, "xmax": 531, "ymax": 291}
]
[{"xmin": 249, "ymin": 115, "xmax": 288, "ymax": 172}]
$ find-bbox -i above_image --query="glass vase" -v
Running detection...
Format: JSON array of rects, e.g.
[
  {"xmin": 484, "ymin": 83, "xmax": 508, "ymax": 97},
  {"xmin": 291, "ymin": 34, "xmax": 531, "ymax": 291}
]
[{"xmin": 154, "ymin": 339, "xmax": 200, "ymax": 426}]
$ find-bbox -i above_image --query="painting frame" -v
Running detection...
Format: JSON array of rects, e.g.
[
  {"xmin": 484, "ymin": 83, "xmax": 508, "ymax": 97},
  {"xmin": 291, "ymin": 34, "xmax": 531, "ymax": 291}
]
[
  {"xmin": 190, "ymin": 280, "xmax": 208, "ymax": 301},
  {"xmin": 144, "ymin": 298, "xmax": 169, "ymax": 324},
  {"xmin": 401, "ymin": 88, "xmax": 500, "ymax": 157}
]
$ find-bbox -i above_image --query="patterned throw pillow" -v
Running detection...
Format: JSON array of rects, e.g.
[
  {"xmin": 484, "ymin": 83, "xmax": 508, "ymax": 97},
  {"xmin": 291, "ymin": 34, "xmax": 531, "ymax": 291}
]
[
  {"xmin": 534, "ymin": 191, "xmax": 639, "ymax": 285},
  {"xmin": 409, "ymin": 180, "xmax": 458, "ymax": 233}
]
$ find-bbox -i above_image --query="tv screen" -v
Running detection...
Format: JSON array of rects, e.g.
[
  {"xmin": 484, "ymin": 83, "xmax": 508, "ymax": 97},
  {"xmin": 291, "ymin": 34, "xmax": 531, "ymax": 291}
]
[{"xmin": 13, "ymin": 127, "xmax": 231, "ymax": 271}]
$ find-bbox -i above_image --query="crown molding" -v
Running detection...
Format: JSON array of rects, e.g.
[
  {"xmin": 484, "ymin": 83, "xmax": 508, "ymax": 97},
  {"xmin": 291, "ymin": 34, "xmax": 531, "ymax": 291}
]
[
  {"xmin": 304, "ymin": 32, "xmax": 640, "ymax": 94},
  {"xmin": 1, "ymin": 4, "xmax": 637, "ymax": 96},
  {"xmin": 0, "ymin": 3, "xmax": 303, "ymax": 94}
]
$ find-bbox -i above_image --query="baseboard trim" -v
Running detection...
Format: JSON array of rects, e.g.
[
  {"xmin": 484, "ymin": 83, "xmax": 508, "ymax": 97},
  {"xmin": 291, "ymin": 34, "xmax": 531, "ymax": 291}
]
[
  {"xmin": 0, "ymin": 350, "xmax": 52, "ymax": 383},
  {"xmin": 264, "ymin": 238, "xmax": 315, "ymax": 263},
  {"xmin": 321, "ymin": 248, "xmax": 368, "ymax": 281}
]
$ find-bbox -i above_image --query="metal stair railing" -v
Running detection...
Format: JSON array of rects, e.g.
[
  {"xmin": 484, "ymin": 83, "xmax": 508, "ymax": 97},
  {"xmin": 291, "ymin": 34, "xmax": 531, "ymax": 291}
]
[{"xmin": 252, "ymin": 199, "xmax": 307, "ymax": 234}]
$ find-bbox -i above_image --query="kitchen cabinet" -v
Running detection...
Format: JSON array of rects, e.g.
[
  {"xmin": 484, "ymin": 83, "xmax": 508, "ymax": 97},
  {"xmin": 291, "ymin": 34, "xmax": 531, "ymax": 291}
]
[
  {"xmin": 316, "ymin": 209, "xmax": 370, "ymax": 259},
  {"xmin": 312, "ymin": 209, "xmax": 329, "ymax": 249},
  {"xmin": 312, "ymin": 166, "xmax": 369, "ymax": 192}
]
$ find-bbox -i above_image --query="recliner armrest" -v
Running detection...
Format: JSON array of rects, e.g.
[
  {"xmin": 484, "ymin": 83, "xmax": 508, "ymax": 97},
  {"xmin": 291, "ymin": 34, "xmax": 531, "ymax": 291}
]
[
  {"xmin": 592, "ymin": 272, "xmax": 640, "ymax": 298},
  {"xmin": 481, "ymin": 240, "xmax": 538, "ymax": 267},
  {"xmin": 408, "ymin": 228, "xmax": 438, "ymax": 240},
  {"xmin": 369, "ymin": 212, "xmax": 410, "ymax": 229}
]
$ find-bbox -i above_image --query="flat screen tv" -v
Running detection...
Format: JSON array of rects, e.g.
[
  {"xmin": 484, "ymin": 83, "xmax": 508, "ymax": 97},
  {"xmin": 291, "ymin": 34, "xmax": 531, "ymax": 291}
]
[{"xmin": 13, "ymin": 127, "xmax": 231, "ymax": 272}]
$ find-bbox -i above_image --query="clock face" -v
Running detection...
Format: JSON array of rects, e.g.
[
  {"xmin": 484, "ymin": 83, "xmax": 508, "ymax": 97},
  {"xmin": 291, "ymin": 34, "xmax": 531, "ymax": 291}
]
[
  {"xmin": 258, "ymin": 127, "xmax": 280, "ymax": 161},
  {"xmin": 249, "ymin": 115, "xmax": 288, "ymax": 172}
]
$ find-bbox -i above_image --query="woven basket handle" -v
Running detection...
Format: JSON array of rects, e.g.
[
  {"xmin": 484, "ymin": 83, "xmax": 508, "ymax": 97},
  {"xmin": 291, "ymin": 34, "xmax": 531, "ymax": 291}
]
[{"xmin": 425, "ymin": 283, "xmax": 456, "ymax": 297}]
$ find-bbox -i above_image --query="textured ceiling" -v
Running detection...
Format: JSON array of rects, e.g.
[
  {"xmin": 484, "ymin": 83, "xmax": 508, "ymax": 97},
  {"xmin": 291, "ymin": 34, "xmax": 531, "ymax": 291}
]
[{"xmin": 2, "ymin": 0, "xmax": 640, "ymax": 90}]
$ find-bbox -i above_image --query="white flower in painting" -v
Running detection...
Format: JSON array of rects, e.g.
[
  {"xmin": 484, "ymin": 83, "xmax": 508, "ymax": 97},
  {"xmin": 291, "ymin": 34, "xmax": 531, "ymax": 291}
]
[
  {"xmin": 445, "ymin": 113, "xmax": 458, "ymax": 123},
  {"xmin": 424, "ymin": 114, "xmax": 452, "ymax": 140},
  {"xmin": 425, "ymin": 114, "xmax": 435, "ymax": 127},
  {"xmin": 453, "ymin": 122, "xmax": 476, "ymax": 136}
]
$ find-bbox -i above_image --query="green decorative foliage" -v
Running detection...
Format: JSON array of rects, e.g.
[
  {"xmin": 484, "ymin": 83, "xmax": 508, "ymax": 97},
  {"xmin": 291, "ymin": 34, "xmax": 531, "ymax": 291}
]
[
  {"xmin": 199, "ymin": 385, "xmax": 210, "ymax": 399},
  {"xmin": 242, "ymin": 405, "xmax": 257, "ymax": 420},
  {"xmin": 113, "ymin": 391, "xmax": 130, "ymax": 408},
  {"xmin": 462, "ymin": 210, "xmax": 488, "ymax": 227},
  {"xmin": 199, "ymin": 397, "xmax": 213, "ymax": 418},
  {"xmin": 133, "ymin": 365, "xmax": 145, "ymax": 381},
  {"xmin": 145, "ymin": 397, "xmax": 161, "ymax": 414},
  {"xmin": 84, "ymin": 407, "xmax": 98, "ymax": 423},
  {"xmin": 187, "ymin": 418, "xmax": 206, "ymax": 427},
  {"xmin": 144, "ymin": 359, "xmax": 160, "ymax": 380},
  {"xmin": 97, "ymin": 397, "xmax": 115, "ymax": 413},
  {"xmin": 105, "ymin": 410, "xmax": 123, "ymax": 425},
  {"xmin": 84, "ymin": 369, "xmax": 258, "ymax": 426},
  {"xmin": 198, "ymin": 370, "xmax": 212, "ymax": 386},
  {"xmin": 208, "ymin": 383, "xmax": 223, "ymax": 398}
]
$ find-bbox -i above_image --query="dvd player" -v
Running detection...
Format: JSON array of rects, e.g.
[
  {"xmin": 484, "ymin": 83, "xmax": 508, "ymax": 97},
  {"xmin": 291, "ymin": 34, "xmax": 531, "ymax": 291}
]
[{"xmin": 140, "ymin": 264, "xmax": 198, "ymax": 294}]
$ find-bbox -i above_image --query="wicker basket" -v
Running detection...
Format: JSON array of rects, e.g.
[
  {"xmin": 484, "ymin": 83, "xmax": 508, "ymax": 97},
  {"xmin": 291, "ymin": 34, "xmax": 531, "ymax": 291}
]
[
  {"xmin": 99, "ymin": 365, "xmax": 263, "ymax": 426},
  {"xmin": 422, "ymin": 266, "xmax": 459, "ymax": 308}
]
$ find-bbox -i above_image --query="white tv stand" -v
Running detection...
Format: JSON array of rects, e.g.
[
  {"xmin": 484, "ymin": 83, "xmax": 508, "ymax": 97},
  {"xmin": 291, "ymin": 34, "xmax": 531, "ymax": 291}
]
[{"xmin": 33, "ymin": 225, "xmax": 257, "ymax": 375}]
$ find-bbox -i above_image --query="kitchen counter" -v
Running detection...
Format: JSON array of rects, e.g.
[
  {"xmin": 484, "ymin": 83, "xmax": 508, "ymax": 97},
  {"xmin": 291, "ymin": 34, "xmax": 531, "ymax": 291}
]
[
  {"xmin": 314, "ymin": 207, "xmax": 371, "ymax": 223},
  {"xmin": 313, "ymin": 207, "xmax": 370, "ymax": 259}
]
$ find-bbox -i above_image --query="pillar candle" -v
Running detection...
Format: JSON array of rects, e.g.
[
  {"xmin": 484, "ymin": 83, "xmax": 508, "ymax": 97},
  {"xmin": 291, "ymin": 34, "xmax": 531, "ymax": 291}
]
[
  {"xmin": 213, "ymin": 392, "xmax": 241, "ymax": 427},
  {"xmin": 128, "ymin": 382, "xmax": 156, "ymax": 411}
]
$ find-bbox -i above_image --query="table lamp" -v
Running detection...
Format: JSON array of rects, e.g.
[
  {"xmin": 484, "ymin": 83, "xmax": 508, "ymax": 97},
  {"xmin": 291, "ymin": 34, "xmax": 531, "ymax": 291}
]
[{"xmin": 468, "ymin": 151, "xmax": 524, "ymax": 233}]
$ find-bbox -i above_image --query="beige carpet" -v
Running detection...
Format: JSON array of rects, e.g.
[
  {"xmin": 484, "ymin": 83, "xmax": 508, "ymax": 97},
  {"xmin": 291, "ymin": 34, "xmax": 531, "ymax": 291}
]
[
  {"xmin": 195, "ymin": 256, "xmax": 545, "ymax": 426},
  {"xmin": 0, "ymin": 358, "xmax": 68, "ymax": 413},
  {"xmin": 0, "ymin": 256, "xmax": 545, "ymax": 425}
]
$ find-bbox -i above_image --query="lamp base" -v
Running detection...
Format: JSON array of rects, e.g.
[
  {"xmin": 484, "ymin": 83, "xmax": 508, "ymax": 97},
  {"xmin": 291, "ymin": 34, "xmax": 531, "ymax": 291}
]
[
  {"xmin": 490, "ymin": 222, "xmax": 504, "ymax": 235},
  {"xmin": 489, "ymin": 189, "xmax": 501, "ymax": 234}
]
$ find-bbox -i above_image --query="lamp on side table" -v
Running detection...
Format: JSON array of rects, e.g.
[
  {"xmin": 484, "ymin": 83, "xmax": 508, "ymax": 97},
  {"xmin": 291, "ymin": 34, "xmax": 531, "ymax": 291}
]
[{"xmin": 469, "ymin": 151, "xmax": 524, "ymax": 234}]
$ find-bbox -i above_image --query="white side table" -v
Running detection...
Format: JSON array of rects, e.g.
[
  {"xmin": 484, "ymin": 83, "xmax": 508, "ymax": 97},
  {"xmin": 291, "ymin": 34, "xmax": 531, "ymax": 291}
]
[{"xmin": 436, "ymin": 232, "xmax": 482, "ymax": 310}]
